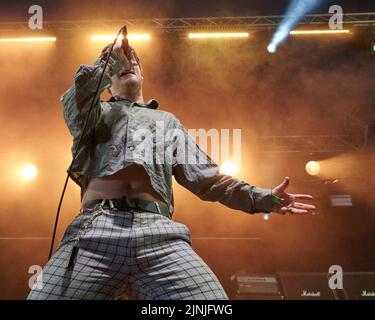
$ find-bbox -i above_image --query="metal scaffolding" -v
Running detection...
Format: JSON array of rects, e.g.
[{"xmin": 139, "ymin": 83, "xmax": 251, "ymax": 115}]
[{"xmin": 0, "ymin": 12, "xmax": 374, "ymax": 34}]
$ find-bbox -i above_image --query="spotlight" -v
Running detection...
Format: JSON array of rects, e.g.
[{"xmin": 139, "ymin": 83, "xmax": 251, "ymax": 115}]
[
  {"xmin": 19, "ymin": 164, "xmax": 38, "ymax": 180},
  {"xmin": 267, "ymin": 43, "xmax": 277, "ymax": 53},
  {"xmin": 267, "ymin": 0, "xmax": 323, "ymax": 53},
  {"xmin": 90, "ymin": 34, "xmax": 151, "ymax": 42},
  {"xmin": 188, "ymin": 32, "xmax": 249, "ymax": 39},
  {"xmin": 0, "ymin": 37, "xmax": 56, "ymax": 43},
  {"xmin": 220, "ymin": 160, "xmax": 239, "ymax": 176},
  {"xmin": 305, "ymin": 161, "xmax": 320, "ymax": 176},
  {"xmin": 372, "ymin": 42, "xmax": 375, "ymax": 54}
]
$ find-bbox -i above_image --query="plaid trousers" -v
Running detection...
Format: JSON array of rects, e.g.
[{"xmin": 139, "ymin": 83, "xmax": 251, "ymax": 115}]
[{"xmin": 27, "ymin": 204, "xmax": 228, "ymax": 300}]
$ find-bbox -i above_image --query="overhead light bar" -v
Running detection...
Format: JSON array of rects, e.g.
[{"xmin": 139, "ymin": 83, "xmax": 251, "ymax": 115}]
[
  {"xmin": 90, "ymin": 34, "xmax": 151, "ymax": 42},
  {"xmin": 0, "ymin": 37, "xmax": 56, "ymax": 43},
  {"xmin": 188, "ymin": 32, "xmax": 249, "ymax": 39},
  {"xmin": 290, "ymin": 29, "xmax": 351, "ymax": 36}
]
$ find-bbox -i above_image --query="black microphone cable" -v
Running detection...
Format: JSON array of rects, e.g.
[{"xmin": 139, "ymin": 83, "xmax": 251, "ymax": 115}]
[{"xmin": 48, "ymin": 26, "xmax": 126, "ymax": 260}]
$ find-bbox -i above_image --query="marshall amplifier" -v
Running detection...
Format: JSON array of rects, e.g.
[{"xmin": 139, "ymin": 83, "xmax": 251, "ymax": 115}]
[
  {"xmin": 343, "ymin": 272, "xmax": 375, "ymax": 300},
  {"xmin": 278, "ymin": 272, "xmax": 336, "ymax": 300},
  {"xmin": 230, "ymin": 272, "xmax": 283, "ymax": 300},
  {"xmin": 278, "ymin": 272, "xmax": 375, "ymax": 300}
]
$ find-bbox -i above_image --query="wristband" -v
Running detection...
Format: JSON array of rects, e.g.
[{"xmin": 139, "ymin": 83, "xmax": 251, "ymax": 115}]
[{"xmin": 271, "ymin": 194, "xmax": 284, "ymax": 206}]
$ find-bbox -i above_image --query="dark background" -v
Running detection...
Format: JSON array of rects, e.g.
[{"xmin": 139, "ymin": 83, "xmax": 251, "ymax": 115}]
[
  {"xmin": 0, "ymin": 1, "xmax": 374, "ymax": 299},
  {"xmin": 0, "ymin": 0, "xmax": 375, "ymax": 20}
]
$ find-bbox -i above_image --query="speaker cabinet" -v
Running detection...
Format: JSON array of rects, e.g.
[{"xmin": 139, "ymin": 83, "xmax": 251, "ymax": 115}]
[
  {"xmin": 278, "ymin": 272, "xmax": 375, "ymax": 300},
  {"xmin": 231, "ymin": 272, "xmax": 283, "ymax": 300},
  {"xmin": 278, "ymin": 272, "xmax": 335, "ymax": 300},
  {"xmin": 343, "ymin": 272, "xmax": 375, "ymax": 300}
]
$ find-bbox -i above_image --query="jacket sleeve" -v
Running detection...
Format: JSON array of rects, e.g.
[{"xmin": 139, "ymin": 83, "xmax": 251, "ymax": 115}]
[
  {"xmin": 60, "ymin": 50, "xmax": 124, "ymax": 147},
  {"xmin": 171, "ymin": 117, "xmax": 273, "ymax": 214},
  {"xmin": 60, "ymin": 49, "xmax": 124, "ymax": 195}
]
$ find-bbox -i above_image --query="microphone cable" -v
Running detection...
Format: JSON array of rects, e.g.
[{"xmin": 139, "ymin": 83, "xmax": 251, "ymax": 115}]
[{"xmin": 48, "ymin": 26, "xmax": 125, "ymax": 260}]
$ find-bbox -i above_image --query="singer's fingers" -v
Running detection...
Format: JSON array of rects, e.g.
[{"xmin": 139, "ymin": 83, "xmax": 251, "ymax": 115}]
[
  {"xmin": 122, "ymin": 43, "xmax": 134, "ymax": 56},
  {"xmin": 102, "ymin": 42, "xmax": 125, "ymax": 54},
  {"xmin": 101, "ymin": 43, "xmax": 113, "ymax": 54},
  {"xmin": 291, "ymin": 194, "xmax": 314, "ymax": 200},
  {"xmin": 122, "ymin": 44, "xmax": 133, "ymax": 57},
  {"xmin": 293, "ymin": 202, "xmax": 316, "ymax": 210}
]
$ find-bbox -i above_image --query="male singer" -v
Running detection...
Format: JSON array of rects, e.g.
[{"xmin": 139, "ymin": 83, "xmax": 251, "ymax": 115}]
[{"xmin": 27, "ymin": 40, "xmax": 315, "ymax": 300}]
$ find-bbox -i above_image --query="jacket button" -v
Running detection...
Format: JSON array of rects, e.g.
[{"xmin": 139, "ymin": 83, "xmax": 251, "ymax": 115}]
[{"xmin": 128, "ymin": 146, "xmax": 135, "ymax": 151}]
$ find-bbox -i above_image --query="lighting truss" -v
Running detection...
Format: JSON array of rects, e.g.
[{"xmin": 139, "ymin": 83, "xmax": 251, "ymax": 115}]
[{"xmin": 0, "ymin": 12, "xmax": 374, "ymax": 35}]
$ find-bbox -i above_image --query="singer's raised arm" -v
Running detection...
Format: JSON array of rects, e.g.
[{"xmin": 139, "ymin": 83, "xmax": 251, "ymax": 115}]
[
  {"xmin": 60, "ymin": 47, "xmax": 125, "ymax": 148},
  {"xmin": 60, "ymin": 45, "xmax": 125, "ymax": 190}
]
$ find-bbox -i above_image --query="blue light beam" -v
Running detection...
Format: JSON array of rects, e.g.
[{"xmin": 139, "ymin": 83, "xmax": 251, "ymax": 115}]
[{"xmin": 267, "ymin": 0, "xmax": 323, "ymax": 53}]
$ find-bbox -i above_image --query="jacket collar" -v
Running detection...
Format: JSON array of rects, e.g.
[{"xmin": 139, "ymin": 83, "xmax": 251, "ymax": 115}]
[{"xmin": 107, "ymin": 96, "xmax": 159, "ymax": 109}]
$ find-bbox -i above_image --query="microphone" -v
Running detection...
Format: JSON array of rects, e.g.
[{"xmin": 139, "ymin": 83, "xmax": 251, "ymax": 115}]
[
  {"xmin": 121, "ymin": 25, "xmax": 141, "ymax": 67},
  {"xmin": 121, "ymin": 25, "xmax": 131, "ymax": 57},
  {"xmin": 100, "ymin": 25, "xmax": 129, "ymax": 60}
]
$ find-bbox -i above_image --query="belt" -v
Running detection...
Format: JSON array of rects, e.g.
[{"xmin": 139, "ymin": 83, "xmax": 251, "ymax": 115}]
[{"xmin": 82, "ymin": 196, "xmax": 171, "ymax": 219}]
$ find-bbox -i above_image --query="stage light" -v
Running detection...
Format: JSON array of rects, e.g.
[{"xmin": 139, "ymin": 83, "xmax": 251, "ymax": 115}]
[
  {"xmin": 290, "ymin": 29, "xmax": 351, "ymax": 36},
  {"xmin": 305, "ymin": 161, "xmax": 320, "ymax": 176},
  {"xmin": 267, "ymin": 0, "xmax": 322, "ymax": 53},
  {"xmin": 0, "ymin": 37, "xmax": 56, "ymax": 43},
  {"xmin": 188, "ymin": 32, "xmax": 249, "ymax": 39},
  {"xmin": 220, "ymin": 160, "xmax": 239, "ymax": 176},
  {"xmin": 372, "ymin": 42, "xmax": 375, "ymax": 53},
  {"xmin": 19, "ymin": 164, "xmax": 38, "ymax": 180},
  {"xmin": 267, "ymin": 43, "xmax": 277, "ymax": 53},
  {"xmin": 90, "ymin": 34, "xmax": 151, "ymax": 42}
]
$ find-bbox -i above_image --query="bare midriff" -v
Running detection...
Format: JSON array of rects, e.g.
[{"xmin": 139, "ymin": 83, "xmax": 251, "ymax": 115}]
[{"xmin": 81, "ymin": 164, "xmax": 165, "ymax": 209}]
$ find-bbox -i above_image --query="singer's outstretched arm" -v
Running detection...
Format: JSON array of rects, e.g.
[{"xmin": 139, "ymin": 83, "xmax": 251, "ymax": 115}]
[
  {"xmin": 171, "ymin": 116, "xmax": 273, "ymax": 214},
  {"xmin": 171, "ymin": 117, "xmax": 315, "ymax": 215}
]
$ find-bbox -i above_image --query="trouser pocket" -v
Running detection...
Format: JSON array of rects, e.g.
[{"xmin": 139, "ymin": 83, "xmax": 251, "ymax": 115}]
[
  {"xmin": 59, "ymin": 205, "xmax": 106, "ymax": 270},
  {"xmin": 60, "ymin": 205, "xmax": 105, "ymax": 246}
]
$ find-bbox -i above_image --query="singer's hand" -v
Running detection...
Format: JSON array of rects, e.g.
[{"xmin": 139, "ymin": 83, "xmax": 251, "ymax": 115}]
[
  {"xmin": 122, "ymin": 43, "xmax": 138, "ymax": 62},
  {"xmin": 271, "ymin": 177, "xmax": 316, "ymax": 215},
  {"xmin": 101, "ymin": 42, "xmax": 127, "ymax": 61}
]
